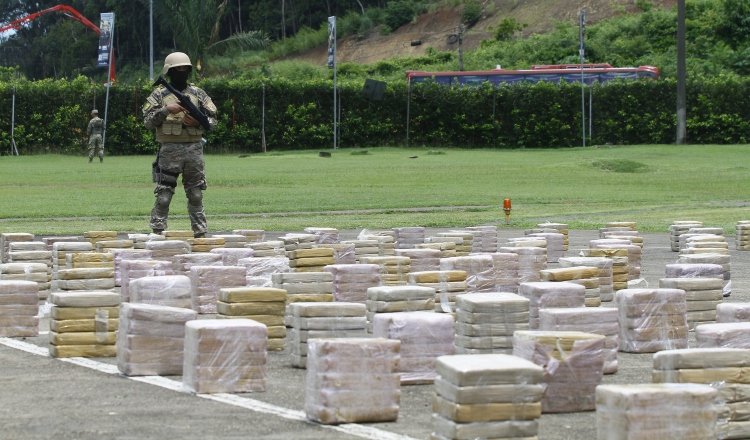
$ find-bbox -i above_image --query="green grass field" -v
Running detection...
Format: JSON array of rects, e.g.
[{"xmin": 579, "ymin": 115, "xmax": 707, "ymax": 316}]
[{"xmin": 1, "ymin": 145, "xmax": 749, "ymax": 235}]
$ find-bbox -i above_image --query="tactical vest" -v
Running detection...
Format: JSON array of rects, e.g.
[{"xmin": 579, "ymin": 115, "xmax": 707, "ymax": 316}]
[
  {"xmin": 90, "ymin": 118, "xmax": 104, "ymax": 135},
  {"xmin": 155, "ymin": 88, "xmax": 205, "ymax": 143}
]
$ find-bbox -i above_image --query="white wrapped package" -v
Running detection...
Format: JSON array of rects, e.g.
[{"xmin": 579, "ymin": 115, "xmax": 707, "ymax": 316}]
[
  {"xmin": 210, "ymin": 248, "xmax": 254, "ymax": 265},
  {"xmin": 513, "ymin": 330, "xmax": 606, "ymax": 413},
  {"xmin": 189, "ymin": 265, "xmax": 246, "ymax": 314},
  {"xmin": 395, "ymin": 248, "xmax": 441, "ymax": 272},
  {"xmin": 183, "ymin": 318, "xmax": 267, "ymax": 393},
  {"xmin": 695, "ymin": 322, "xmax": 750, "ymax": 348},
  {"xmin": 129, "ymin": 275, "xmax": 192, "ymax": 309},
  {"xmin": 432, "ymin": 354, "xmax": 543, "ymax": 439},
  {"xmin": 519, "ymin": 281, "xmax": 585, "ymax": 329},
  {"xmin": 305, "ymin": 338, "xmax": 400, "ymax": 424},
  {"xmin": 665, "ymin": 263, "xmax": 723, "ymax": 279},
  {"xmin": 120, "ymin": 259, "xmax": 172, "ymax": 302},
  {"xmin": 287, "ymin": 302, "xmax": 367, "ymax": 368},
  {"xmin": 325, "ymin": 264, "xmax": 381, "ymax": 303},
  {"xmin": 0, "ymin": 262, "xmax": 51, "ymax": 299},
  {"xmin": 717, "ymin": 303, "xmax": 750, "ymax": 323},
  {"xmin": 372, "ymin": 311, "xmax": 454, "ymax": 384},
  {"xmin": 144, "ymin": 239, "xmax": 191, "ymax": 258},
  {"xmin": 172, "ymin": 253, "xmax": 223, "ymax": 275},
  {"xmin": 238, "ymin": 256, "xmax": 290, "ymax": 286},
  {"xmin": 246, "ymin": 240, "xmax": 285, "ymax": 257},
  {"xmin": 0, "ymin": 280, "xmax": 39, "ymax": 337},
  {"xmin": 408, "ymin": 270, "xmax": 466, "ymax": 313},
  {"xmin": 615, "ymin": 288, "xmax": 688, "ymax": 353},
  {"xmin": 111, "ymin": 248, "xmax": 152, "ymax": 286},
  {"xmin": 596, "ymin": 383, "xmax": 719, "ymax": 440},
  {"xmin": 117, "ymin": 302, "xmax": 197, "ymax": 376},
  {"xmin": 217, "ymin": 287, "xmax": 287, "ymax": 351},
  {"xmin": 488, "ymin": 252, "xmax": 520, "ymax": 293},
  {"xmin": 440, "ymin": 255, "xmax": 495, "ymax": 293},
  {"xmin": 538, "ymin": 307, "xmax": 619, "ymax": 374},
  {"xmin": 454, "ymin": 292, "xmax": 530, "ymax": 354}
]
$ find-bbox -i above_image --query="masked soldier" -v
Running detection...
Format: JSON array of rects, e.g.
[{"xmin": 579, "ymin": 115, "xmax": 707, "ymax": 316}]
[
  {"xmin": 142, "ymin": 52, "xmax": 217, "ymax": 238},
  {"xmin": 87, "ymin": 109, "xmax": 104, "ymax": 162}
]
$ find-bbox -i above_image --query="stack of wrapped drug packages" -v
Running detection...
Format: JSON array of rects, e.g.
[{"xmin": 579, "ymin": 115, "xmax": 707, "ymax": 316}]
[
  {"xmin": 119, "ymin": 259, "xmax": 172, "ymax": 302},
  {"xmin": 559, "ymin": 256, "xmax": 614, "ymax": 303},
  {"xmin": 238, "ymin": 256, "xmax": 289, "ymax": 286},
  {"xmin": 272, "ymin": 271, "xmax": 334, "ymax": 317},
  {"xmin": 615, "ymin": 288, "xmax": 688, "ymax": 353},
  {"xmin": 117, "ymin": 302, "xmax": 196, "ymax": 375},
  {"xmin": 372, "ymin": 311, "xmax": 454, "ymax": 384},
  {"xmin": 668, "ymin": 220, "xmax": 703, "ymax": 251},
  {"xmin": 365, "ymin": 285, "xmax": 435, "ymax": 332},
  {"xmin": 393, "ymin": 226, "xmax": 425, "ymax": 249},
  {"xmin": 217, "ymin": 287, "xmax": 286, "ymax": 351},
  {"xmin": 664, "ymin": 262, "xmax": 725, "ymax": 325},
  {"xmin": 95, "ymin": 238, "xmax": 133, "ymax": 253},
  {"xmin": 431, "ymin": 354, "xmax": 544, "ymax": 440},
  {"xmin": 578, "ymin": 247, "xmax": 629, "ymax": 292},
  {"xmin": 736, "ymin": 221, "xmax": 750, "ymax": 251},
  {"xmin": 539, "ymin": 307, "xmax": 619, "ymax": 374},
  {"xmin": 190, "ymin": 236, "xmax": 224, "ymax": 253},
  {"xmin": 340, "ymin": 239, "xmax": 380, "ymax": 262},
  {"xmin": 305, "ymin": 338, "xmax": 401, "ymax": 424},
  {"xmin": 233, "ymin": 229, "xmax": 264, "ymax": 243},
  {"xmin": 51, "ymin": 241, "xmax": 93, "ymax": 290},
  {"xmin": 465, "ymin": 225, "xmax": 498, "ymax": 253},
  {"xmin": 653, "ymin": 347, "xmax": 750, "ymax": 440},
  {"xmin": 440, "ymin": 255, "xmax": 495, "ymax": 293},
  {"xmin": 396, "ymin": 248, "xmax": 441, "ymax": 272},
  {"xmin": 525, "ymin": 231, "xmax": 565, "ymax": 263},
  {"xmin": 499, "ymin": 245, "xmax": 546, "ymax": 283},
  {"xmin": 183, "ymin": 319, "xmax": 267, "ymax": 393},
  {"xmin": 4, "ymin": 241, "xmax": 51, "ymax": 298},
  {"xmin": 287, "ymin": 302, "xmax": 367, "ymax": 368},
  {"xmin": 129, "ymin": 275, "xmax": 192, "ymax": 309},
  {"xmin": 595, "ymin": 383, "xmax": 719, "ymax": 440},
  {"xmin": 360, "ymin": 256, "xmax": 410, "ymax": 286},
  {"xmin": 488, "ymin": 252, "xmax": 520, "ymax": 293},
  {"xmin": 695, "ymin": 322, "xmax": 750, "ymax": 349},
  {"xmin": 83, "ymin": 230, "xmax": 117, "ymax": 247},
  {"xmin": 210, "ymin": 234, "xmax": 246, "ymax": 248},
  {"xmin": 408, "ymin": 270, "xmax": 467, "ymax": 313},
  {"xmin": 209, "ymin": 247, "xmax": 254, "ymax": 266},
  {"xmin": 145, "ymin": 238, "xmax": 190, "ymax": 259},
  {"xmin": 680, "ymin": 233, "xmax": 728, "ymax": 255},
  {"xmin": 324, "ymin": 263, "xmax": 380, "ymax": 303},
  {"xmin": 49, "ymin": 290, "xmax": 120, "ymax": 358},
  {"xmin": 304, "ymin": 227, "xmax": 339, "ymax": 244},
  {"xmin": 540, "ymin": 266, "xmax": 601, "ymax": 307},
  {"xmin": 1, "ymin": 232, "xmax": 34, "ymax": 263},
  {"xmin": 172, "ymin": 253, "xmax": 222, "ymax": 277},
  {"xmin": 679, "ymin": 227, "xmax": 725, "ymax": 251},
  {"xmin": 453, "ymin": 292, "xmax": 529, "ymax": 355},
  {"xmin": 57, "ymin": 253, "xmax": 115, "ymax": 292},
  {"xmin": 518, "ymin": 281, "xmax": 585, "ymax": 329},
  {"xmin": 111, "ymin": 248, "xmax": 152, "ymax": 288},
  {"xmin": 513, "ymin": 330, "xmax": 606, "ymax": 412},
  {"xmin": 717, "ymin": 303, "xmax": 750, "ymax": 322},
  {"xmin": 0, "ymin": 280, "xmax": 38, "ymax": 337},
  {"xmin": 658, "ymin": 277, "xmax": 723, "ymax": 329},
  {"xmin": 246, "ymin": 240, "xmax": 285, "ymax": 257},
  {"xmin": 677, "ymin": 252, "xmax": 731, "ymax": 296},
  {"xmin": 590, "ymin": 238, "xmax": 641, "ymax": 281},
  {"xmin": 288, "ymin": 248, "xmax": 336, "ymax": 273},
  {"xmin": 189, "ymin": 265, "xmax": 246, "ymax": 314},
  {"xmin": 536, "ymin": 222, "xmax": 569, "ymax": 250}
]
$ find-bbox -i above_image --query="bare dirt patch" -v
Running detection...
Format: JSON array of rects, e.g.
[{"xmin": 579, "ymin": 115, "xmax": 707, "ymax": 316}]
[{"xmin": 292, "ymin": 0, "xmax": 677, "ymax": 67}]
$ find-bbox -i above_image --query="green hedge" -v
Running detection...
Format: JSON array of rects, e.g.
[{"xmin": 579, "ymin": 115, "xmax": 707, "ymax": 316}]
[{"xmin": 1, "ymin": 76, "xmax": 748, "ymax": 155}]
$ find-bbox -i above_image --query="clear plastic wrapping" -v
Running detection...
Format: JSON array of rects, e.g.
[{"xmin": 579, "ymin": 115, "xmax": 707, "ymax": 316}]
[
  {"xmin": 120, "ymin": 259, "xmax": 173, "ymax": 302},
  {"xmin": 305, "ymin": 338, "xmax": 401, "ymax": 424},
  {"xmin": 0, "ymin": 280, "xmax": 39, "ymax": 337},
  {"xmin": 372, "ymin": 311, "xmax": 454, "ymax": 384},
  {"xmin": 117, "ymin": 302, "xmax": 197, "ymax": 375},
  {"xmin": 454, "ymin": 292, "xmax": 529, "ymax": 354},
  {"xmin": 440, "ymin": 255, "xmax": 495, "ymax": 293},
  {"xmin": 129, "ymin": 274, "xmax": 192, "ymax": 309},
  {"xmin": 237, "ymin": 256, "xmax": 290, "ymax": 287},
  {"xmin": 695, "ymin": 322, "xmax": 750, "ymax": 348},
  {"xmin": 209, "ymin": 248, "xmax": 255, "ymax": 266},
  {"xmin": 615, "ymin": 288, "xmax": 688, "ymax": 353},
  {"xmin": 596, "ymin": 383, "xmax": 719, "ymax": 440},
  {"xmin": 519, "ymin": 281, "xmax": 585, "ymax": 329},
  {"xmin": 182, "ymin": 318, "xmax": 268, "ymax": 393},
  {"xmin": 324, "ymin": 264, "xmax": 381, "ymax": 303},
  {"xmin": 49, "ymin": 290, "xmax": 120, "ymax": 358},
  {"xmin": 216, "ymin": 287, "xmax": 287, "ymax": 351},
  {"xmin": 513, "ymin": 330, "xmax": 606, "ymax": 413},
  {"xmin": 408, "ymin": 270, "xmax": 467, "ymax": 313},
  {"xmin": 188, "ymin": 265, "xmax": 246, "ymax": 314}
]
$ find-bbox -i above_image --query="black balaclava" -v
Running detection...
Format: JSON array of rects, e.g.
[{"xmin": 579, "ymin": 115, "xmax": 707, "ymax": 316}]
[{"xmin": 169, "ymin": 68, "xmax": 190, "ymax": 90}]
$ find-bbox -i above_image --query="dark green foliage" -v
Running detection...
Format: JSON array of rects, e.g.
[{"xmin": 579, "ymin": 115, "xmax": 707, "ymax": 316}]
[
  {"xmin": 592, "ymin": 159, "xmax": 649, "ymax": 173},
  {"xmin": 462, "ymin": 0, "xmax": 482, "ymax": 27},
  {"xmin": 383, "ymin": 1, "xmax": 416, "ymax": 31},
  {"xmin": 2, "ymin": 74, "xmax": 750, "ymax": 155},
  {"xmin": 494, "ymin": 18, "xmax": 526, "ymax": 41}
]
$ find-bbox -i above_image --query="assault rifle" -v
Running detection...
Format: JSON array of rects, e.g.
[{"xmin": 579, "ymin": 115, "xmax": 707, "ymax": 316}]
[{"xmin": 153, "ymin": 76, "xmax": 211, "ymax": 131}]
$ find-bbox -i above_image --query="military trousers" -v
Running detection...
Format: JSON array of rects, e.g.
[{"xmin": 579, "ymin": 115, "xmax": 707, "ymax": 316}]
[{"xmin": 149, "ymin": 141, "xmax": 207, "ymax": 234}]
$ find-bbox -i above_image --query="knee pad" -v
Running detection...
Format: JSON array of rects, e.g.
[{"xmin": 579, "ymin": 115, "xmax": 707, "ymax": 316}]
[
  {"xmin": 186, "ymin": 187, "xmax": 203, "ymax": 205},
  {"xmin": 154, "ymin": 187, "xmax": 174, "ymax": 206}
]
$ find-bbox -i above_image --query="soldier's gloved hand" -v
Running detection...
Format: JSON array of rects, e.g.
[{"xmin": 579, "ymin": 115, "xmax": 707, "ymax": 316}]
[
  {"xmin": 183, "ymin": 114, "xmax": 200, "ymax": 128},
  {"xmin": 165, "ymin": 103, "xmax": 185, "ymax": 114}
]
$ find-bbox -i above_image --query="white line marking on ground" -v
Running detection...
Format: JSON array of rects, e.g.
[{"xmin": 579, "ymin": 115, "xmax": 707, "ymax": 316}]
[{"xmin": 0, "ymin": 337, "xmax": 419, "ymax": 440}]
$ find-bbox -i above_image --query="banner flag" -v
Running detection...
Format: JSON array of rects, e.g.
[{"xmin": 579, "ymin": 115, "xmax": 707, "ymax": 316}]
[
  {"xmin": 327, "ymin": 16, "xmax": 336, "ymax": 69},
  {"xmin": 97, "ymin": 12, "xmax": 115, "ymax": 68}
]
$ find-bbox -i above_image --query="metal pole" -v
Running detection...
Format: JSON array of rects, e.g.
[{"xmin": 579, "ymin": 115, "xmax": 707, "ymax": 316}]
[
  {"xmin": 102, "ymin": 25, "xmax": 115, "ymax": 149},
  {"xmin": 406, "ymin": 79, "xmax": 411, "ymax": 147},
  {"xmin": 333, "ymin": 31, "xmax": 337, "ymax": 149},
  {"xmin": 579, "ymin": 9, "xmax": 586, "ymax": 147},
  {"xmin": 676, "ymin": 0, "xmax": 687, "ymax": 144},
  {"xmin": 10, "ymin": 85, "xmax": 18, "ymax": 155},
  {"xmin": 149, "ymin": 0, "xmax": 153, "ymax": 81},
  {"xmin": 589, "ymin": 87, "xmax": 593, "ymax": 142},
  {"xmin": 261, "ymin": 83, "xmax": 267, "ymax": 153}
]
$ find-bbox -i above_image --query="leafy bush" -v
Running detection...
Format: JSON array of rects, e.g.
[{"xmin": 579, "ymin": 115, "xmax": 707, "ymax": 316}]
[
  {"xmin": 462, "ymin": 0, "xmax": 482, "ymax": 27},
  {"xmin": 384, "ymin": 1, "xmax": 416, "ymax": 30}
]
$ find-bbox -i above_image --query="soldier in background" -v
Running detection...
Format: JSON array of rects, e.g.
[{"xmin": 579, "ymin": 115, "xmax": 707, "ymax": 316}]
[
  {"xmin": 86, "ymin": 109, "xmax": 104, "ymax": 163},
  {"xmin": 142, "ymin": 51, "xmax": 217, "ymax": 238}
]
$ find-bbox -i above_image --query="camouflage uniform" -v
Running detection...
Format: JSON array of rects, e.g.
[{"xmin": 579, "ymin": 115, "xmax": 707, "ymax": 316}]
[
  {"xmin": 87, "ymin": 115, "xmax": 104, "ymax": 162},
  {"xmin": 142, "ymin": 83, "xmax": 217, "ymax": 235}
]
